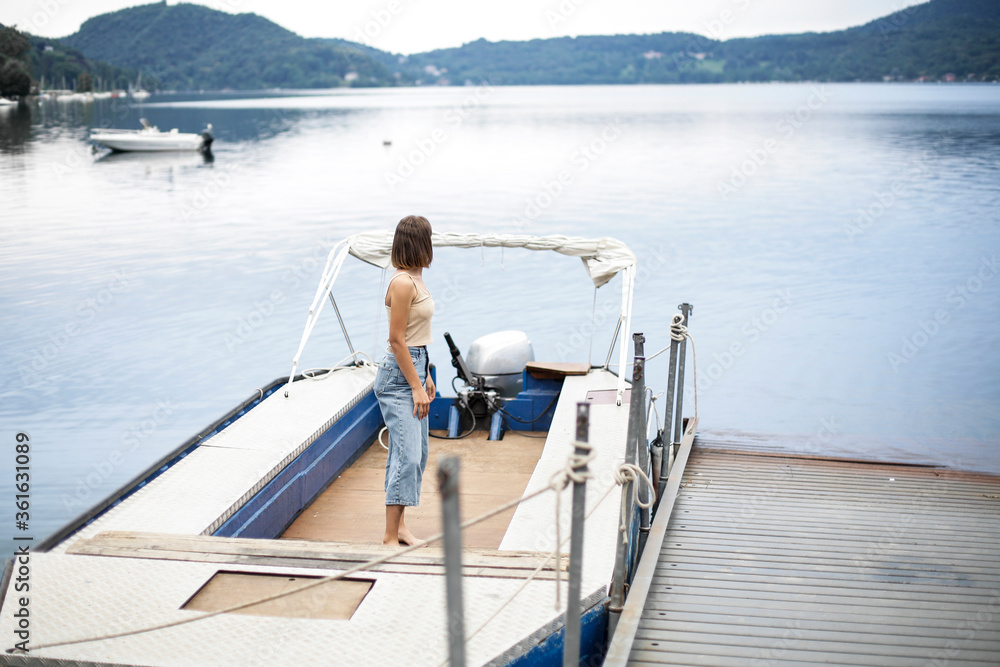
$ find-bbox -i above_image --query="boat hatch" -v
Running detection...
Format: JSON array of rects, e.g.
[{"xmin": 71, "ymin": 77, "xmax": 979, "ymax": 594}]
[{"xmin": 181, "ymin": 570, "xmax": 374, "ymax": 620}]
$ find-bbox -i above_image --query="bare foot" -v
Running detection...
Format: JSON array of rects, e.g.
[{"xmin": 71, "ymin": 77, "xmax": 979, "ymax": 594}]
[
  {"xmin": 382, "ymin": 537, "xmax": 400, "ymax": 547},
  {"xmin": 397, "ymin": 527, "xmax": 426, "ymax": 547}
]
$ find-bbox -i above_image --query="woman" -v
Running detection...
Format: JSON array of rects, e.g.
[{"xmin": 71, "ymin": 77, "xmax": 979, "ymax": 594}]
[{"xmin": 374, "ymin": 215, "xmax": 436, "ymax": 547}]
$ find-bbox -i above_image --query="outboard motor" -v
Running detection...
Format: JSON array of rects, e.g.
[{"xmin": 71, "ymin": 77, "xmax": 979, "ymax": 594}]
[
  {"xmin": 200, "ymin": 123, "xmax": 214, "ymax": 152},
  {"xmin": 444, "ymin": 330, "xmax": 533, "ymax": 436},
  {"xmin": 465, "ymin": 330, "xmax": 534, "ymax": 398}
]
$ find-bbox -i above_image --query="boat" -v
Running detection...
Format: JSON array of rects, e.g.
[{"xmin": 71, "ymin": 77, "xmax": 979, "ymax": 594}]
[
  {"xmin": 90, "ymin": 119, "xmax": 214, "ymax": 153},
  {"xmin": 0, "ymin": 231, "xmax": 692, "ymax": 666},
  {"xmin": 0, "ymin": 98, "xmax": 16, "ymax": 107},
  {"xmin": 130, "ymin": 73, "xmax": 151, "ymax": 102}
]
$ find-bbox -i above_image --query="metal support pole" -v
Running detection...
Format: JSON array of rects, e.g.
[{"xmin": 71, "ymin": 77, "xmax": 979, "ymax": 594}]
[
  {"xmin": 439, "ymin": 457, "xmax": 465, "ymax": 667},
  {"xmin": 608, "ymin": 479, "xmax": 628, "ymax": 641},
  {"xmin": 630, "ymin": 335, "xmax": 651, "ymax": 565},
  {"xmin": 603, "ymin": 316, "xmax": 623, "ymax": 370},
  {"xmin": 657, "ymin": 322, "xmax": 679, "ymax": 510},
  {"xmin": 563, "ymin": 403, "xmax": 591, "ymax": 667},
  {"xmin": 609, "ymin": 332, "xmax": 644, "ymax": 640},
  {"xmin": 660, "ymin": 339, "xmax": 679, "ymax": 467},
  {"xmin": 328, "ymin": 291, "xmax": 356, "ymax": 360},
  {"xmin": 672, "ymin": 304, "xmax": 693, "ymax": 446}
]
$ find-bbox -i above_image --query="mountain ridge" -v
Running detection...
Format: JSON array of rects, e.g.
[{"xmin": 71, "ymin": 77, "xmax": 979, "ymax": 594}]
[
  {"xmin": 33, "ymin": 0, "xmax": 1000, "ymax": 89},
  {"xmin": 60, "ymin": 2, "xmax": 408, "ymax": 89}
]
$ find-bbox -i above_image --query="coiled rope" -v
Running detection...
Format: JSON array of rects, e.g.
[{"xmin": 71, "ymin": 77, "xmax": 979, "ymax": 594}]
[
  {"xmin": 612, "ymin": 463, "xmax": 656, "ymax": 546},
  {"xmin": 669, "ymin": 312, "xmax": 698, "ymax": 422}
]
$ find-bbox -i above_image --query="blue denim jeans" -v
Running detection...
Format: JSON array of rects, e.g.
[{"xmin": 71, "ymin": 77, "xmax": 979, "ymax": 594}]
[{"xmin": 374, "ymin": 346, "xmax": 429, "ymax": 506}]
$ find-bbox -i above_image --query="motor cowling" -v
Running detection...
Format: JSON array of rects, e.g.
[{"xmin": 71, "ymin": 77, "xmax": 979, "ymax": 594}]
[
  {"xmin": 465, "ymin": 330, "xmax": 534, "ymax": 398},
  {"xmin": 201, "ymin": 123, "xmax": 214, "ymax": 152}
]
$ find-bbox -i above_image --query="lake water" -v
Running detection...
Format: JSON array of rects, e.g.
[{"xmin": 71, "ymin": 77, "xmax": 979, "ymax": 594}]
[{"xmin": 2, "ymin": 83, "xmax": 999, "ymax": 551}]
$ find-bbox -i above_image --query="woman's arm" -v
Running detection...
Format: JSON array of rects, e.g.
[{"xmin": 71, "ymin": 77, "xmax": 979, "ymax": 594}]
[
  {"xmin": 425, "ymin": 365, "xmax": 435, "ymax": 399},
  {"xmin": 386, "ymin": 277, "xmax": 431, "ymax": 419}
]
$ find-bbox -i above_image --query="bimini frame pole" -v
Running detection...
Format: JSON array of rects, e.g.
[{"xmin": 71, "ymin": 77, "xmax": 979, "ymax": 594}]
[
  {"xmin": 284, "ymin": 241, "xmax": 351, "ymax": 396},
  {"xmin": 328, "ymin": 292, "xmax": 355, "ymax": 358},
  {"xmin": 605, "ymin": 265, "xmax": 635, "ymax": 406}
]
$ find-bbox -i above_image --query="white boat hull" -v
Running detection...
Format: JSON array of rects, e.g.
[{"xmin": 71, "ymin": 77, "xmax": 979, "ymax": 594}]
[
  {"xmin": 90, "ymin": 133, "xmax": 206, "ymax": 152},
  {"xmin": 90, "ymin": 126, "xmax": 212, "ymax": 152}
]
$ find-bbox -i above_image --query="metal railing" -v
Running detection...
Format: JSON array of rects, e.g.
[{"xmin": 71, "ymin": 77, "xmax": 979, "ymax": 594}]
[{"xmin": 439, "ymin": 304, "xmax": 694, "ymax": 665}]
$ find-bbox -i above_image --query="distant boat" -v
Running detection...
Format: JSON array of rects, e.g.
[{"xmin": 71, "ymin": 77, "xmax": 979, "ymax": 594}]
[
  {"xmin": 90, "ymin": 118, "xmax": 214, "ymax": 152},
  {"xmin": 130, "ymin": 72, "xmax": 151, "ymax": 101},
  {"xmin": 0, "ymin": 98, "xmax": 16, "ymax": 107}
]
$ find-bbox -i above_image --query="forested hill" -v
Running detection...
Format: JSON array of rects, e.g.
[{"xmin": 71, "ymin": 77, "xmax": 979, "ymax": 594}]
[
  {"xmin": 50, "ymin": 0, "xmax": 1000, "ymax": 90},
  {"xmin": 59, "ymin": 2, "xmax": 408, "ymax": 89},
  {"xmin": 405, "ymin": 0, "xmax": 1000, "ymax": 84}
]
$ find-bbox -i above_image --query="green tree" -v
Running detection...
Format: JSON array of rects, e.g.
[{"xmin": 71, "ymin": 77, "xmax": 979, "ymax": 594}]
[
  {"xmin": 0, "ymin": 25, "xmax": 30, "ymax": 61},
  {"xmin": 0, "ymin": 60, "xmax": 31, "ymax": 97},
  {"xmin": 76, "ymin": 70, "xmax": 93, "ymax": 92},
  {"xmin": 0, "ymin": 26, "xmax": 32, "ymax": 97}
]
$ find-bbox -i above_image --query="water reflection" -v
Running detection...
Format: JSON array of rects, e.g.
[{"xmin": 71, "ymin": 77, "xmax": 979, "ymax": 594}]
[
  {"xmin": 94, "ymin": 149, "xmax": 214, "ymax": 166},
  {"xmin": 0, "ymin": 103, "xmax": 33, "ymax": 153}
]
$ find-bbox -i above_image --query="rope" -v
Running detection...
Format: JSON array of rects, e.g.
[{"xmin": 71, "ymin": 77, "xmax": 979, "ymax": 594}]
[
  {"xmin": 612, "ymin": 463, "xmax": 655, "ymax": 546},
  {"xmin": 301, "ymin": 351, "xmax": 375, "ymax": 381},
  {"xmin": 646, "ymin": 388, "xmax": 664, "ymax": 434},
  {"xmin": 23, "ymin": 474, "xmax": 561, "ymax": 653},
  {"xmin": 547, "ymin": 442, "xmax": 595, "ymax": 609},
  {"xmin": 26, "ymin": 443, "xmax": 656, "ymax": 657},
  {"xmin": 446, "ymin": 460, "xmax": 624, "ymax": 666},
  {"xmin": 644, "ymin": 344, "xmax": 670, "ymax": 362},
  {"xmin": 669, "ymin": 312, "xmax": 699, "ymax": 422}
]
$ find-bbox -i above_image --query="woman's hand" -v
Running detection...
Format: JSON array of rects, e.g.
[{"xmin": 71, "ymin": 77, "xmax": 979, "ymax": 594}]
[
  {"xmin": 425, "ymin": 375, "xmax": 436, "ymax": 400},
  {"xmin": 412, "ymin": 386, "xmax": 431, "ymax": 420}
]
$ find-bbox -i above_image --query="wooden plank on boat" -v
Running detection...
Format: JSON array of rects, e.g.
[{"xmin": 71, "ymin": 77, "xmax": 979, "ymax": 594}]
[
  {"xmin": 524, "ymin": 361, "xmax": 590, "ymax": 379},
  {"xmin": 68, "ymin": 530, "xmax": 567, "ymax": 580}
]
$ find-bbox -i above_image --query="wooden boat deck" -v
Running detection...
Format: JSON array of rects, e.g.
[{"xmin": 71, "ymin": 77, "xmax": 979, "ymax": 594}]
[
  {"xmin": 281, "ymin": 429, "xmax": 547, "ymax": 549},
  {"xmin": 608, "ymin": 441, "xmax": 1000, "ymax": 666}
]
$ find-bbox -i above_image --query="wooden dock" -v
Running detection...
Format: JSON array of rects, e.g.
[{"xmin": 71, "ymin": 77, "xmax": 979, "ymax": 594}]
[{"xmin": 606, "ymin": 437, "xmax": 1000, "ymax": 666}]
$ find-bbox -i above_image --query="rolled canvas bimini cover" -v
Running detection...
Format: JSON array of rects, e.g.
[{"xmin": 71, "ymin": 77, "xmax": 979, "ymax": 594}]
[
  {"xmin": 288, "ymin": 230, "xmax": 638, "ymax": 403},
  {"xmin": 347, "ymin": 231, "xmax": 636, "ymax": 288}
]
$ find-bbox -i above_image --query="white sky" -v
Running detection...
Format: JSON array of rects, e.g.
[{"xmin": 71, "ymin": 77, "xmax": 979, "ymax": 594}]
[{"xmin": 3, "ymin": 0, "xmax": 926, "ymax": 55}]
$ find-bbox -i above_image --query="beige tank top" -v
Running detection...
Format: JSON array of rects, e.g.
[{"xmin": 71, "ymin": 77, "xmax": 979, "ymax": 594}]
[{"xmin": 385, "ymin": 272, "xmax": 434, "ymax": 347}]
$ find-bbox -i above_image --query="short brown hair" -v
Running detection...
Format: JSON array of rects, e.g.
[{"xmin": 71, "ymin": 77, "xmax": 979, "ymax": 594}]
[{"xmin": 391, "ymin": 215, "xmax": 433, "ymax": 269}]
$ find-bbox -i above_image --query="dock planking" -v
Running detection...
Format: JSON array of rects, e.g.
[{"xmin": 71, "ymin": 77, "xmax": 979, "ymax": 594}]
[{"xmin": 609, "ymin": 442, "xmax": 1000, "ymax": 666}]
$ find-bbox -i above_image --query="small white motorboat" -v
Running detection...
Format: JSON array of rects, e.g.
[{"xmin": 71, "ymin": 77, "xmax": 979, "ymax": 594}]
[
  {"xmin": 0, "ymin": 98, "xmax": 18, "ymax": 107},
  {"xmin": 90, "ymin": 118, "xmax": 214, "ymax": 152}
]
